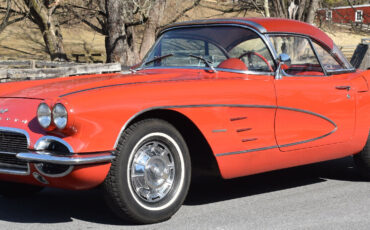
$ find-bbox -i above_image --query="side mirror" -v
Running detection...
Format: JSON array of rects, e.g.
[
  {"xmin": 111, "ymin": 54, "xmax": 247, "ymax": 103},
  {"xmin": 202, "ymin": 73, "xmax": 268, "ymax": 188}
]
[
  {"xmin": 275, "ymin": 53, "xmax": 291, "ymax": 80},
  {"xmin": 278, "ymin": 53, "xmax": 291, "ymax": 64}
]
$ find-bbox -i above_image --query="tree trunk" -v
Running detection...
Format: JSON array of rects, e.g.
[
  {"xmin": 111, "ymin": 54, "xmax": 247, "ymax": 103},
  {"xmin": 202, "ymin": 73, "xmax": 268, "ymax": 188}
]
[
  {"xmin": 264, "ymin": 0, "xmax": 270, "ymax": 17},
  {"xmin": 296, "ymin": 0, "xmax": 308, "ymax": 21},
  {"xmin": 139, "ymin": 0, "xmax": 166, "ymax": 60},
  {"xmin": 305, "ymin": 0, "xmax": 319, "ymax": 24},
  {"xmin": 272, "ymin": 0, "xmax": 287, "ymax": 18},
  {"xmin": 106, "ymin": 0, "xmax": 138, "ymax": 66},
  {"xmin": 281, "ymin": 0, "xmax": 288, "ymax": 18},
  {"xmin": 26, "ymin": 0, "xmax": 67, "ymax": 61},
  {"xmin": 288, "ymin": 1, "xmax": 298, "ymax": 19}
]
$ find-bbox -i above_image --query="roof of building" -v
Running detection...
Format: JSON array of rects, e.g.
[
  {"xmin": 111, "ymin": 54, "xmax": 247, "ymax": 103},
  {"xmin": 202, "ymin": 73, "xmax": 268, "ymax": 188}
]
[{"xmin": 319, "ymin": 4, "xmax": 370, "ymax": 10}]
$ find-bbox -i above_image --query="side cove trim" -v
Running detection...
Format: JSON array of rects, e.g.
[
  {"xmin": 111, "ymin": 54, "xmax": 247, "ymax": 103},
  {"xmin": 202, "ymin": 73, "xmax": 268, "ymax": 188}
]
[{"xmin": 115, "ymin": 104, "xmax": 337, "ymax": 156}]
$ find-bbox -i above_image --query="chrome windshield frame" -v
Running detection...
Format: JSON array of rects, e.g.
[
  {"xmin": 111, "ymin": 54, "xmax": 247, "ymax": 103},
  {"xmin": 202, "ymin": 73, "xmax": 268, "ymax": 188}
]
[{"xmin": 137, "ymin": 23, "xmax": 278, "ymax": 75}]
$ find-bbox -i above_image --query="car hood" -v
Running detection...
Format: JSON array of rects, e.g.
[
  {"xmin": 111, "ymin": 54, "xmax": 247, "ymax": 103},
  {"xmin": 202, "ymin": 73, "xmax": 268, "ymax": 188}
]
[{"xmin": 0, "ymin": 69, "xmax": 201, "ymax": 99}]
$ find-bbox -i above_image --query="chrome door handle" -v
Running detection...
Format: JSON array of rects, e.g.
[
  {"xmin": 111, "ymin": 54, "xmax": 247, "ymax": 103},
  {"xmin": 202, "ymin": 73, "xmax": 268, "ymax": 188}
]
[{"xmin": 335, "ymin": 86, "xmax": 351, "ymax": 91}]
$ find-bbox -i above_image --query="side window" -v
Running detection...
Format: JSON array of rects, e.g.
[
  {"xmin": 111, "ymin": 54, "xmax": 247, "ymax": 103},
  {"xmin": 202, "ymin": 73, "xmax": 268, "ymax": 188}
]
[
  {"xmin": 229, "ymin": 38, "xmax": 275, "ymax": 72},
  {"xmin": 312, "ymin": 42, "xmax": 344, "ymax": 72},
  {"xmin": 270, "ymin": 36, "xmax": 324, "ymax": 76}
]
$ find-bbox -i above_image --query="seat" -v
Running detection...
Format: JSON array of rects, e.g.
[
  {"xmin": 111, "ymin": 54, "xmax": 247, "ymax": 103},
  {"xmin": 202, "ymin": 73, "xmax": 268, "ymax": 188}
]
[{"xmin": 217, "ymin": 58, "xmax": 248, "ymax": 71}]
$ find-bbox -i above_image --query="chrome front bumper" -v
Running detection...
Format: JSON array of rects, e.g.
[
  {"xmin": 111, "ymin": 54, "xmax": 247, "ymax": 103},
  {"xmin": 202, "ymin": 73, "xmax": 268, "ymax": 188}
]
[{"xmin": 16, "ymin": 152, "xmax": 115, "ymax": 165}]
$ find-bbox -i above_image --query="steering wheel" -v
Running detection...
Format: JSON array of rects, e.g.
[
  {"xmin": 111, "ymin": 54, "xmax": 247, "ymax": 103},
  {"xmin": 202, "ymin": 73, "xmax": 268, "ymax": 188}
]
[{"xmin": 238, "ymin": 51, "xmax": 274, "ymax": 72}]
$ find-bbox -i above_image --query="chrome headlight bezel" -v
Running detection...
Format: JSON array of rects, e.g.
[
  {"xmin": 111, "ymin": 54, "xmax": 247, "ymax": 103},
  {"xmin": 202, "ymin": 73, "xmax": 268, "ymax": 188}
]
[
  {"xmin": 37, "ymin": 103, "xmax": 52, "ymax": 129},
  {"xmin": 52, "ymin": 103, "xmax": 68, "ymax": 130}
]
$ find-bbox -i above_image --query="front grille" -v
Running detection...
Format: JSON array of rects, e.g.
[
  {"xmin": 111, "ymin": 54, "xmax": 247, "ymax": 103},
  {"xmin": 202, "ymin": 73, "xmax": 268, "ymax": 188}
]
[
  {"xmin": 0, "ymin": 131, "xmax": 28, "ymax": 153},
  {"xmin": 0, "ymin": 131, "xmax": 29, "ymax": 174},
  {"xmin": 0, "ymin": 153, "xmax": 28, "ymax": 168}
]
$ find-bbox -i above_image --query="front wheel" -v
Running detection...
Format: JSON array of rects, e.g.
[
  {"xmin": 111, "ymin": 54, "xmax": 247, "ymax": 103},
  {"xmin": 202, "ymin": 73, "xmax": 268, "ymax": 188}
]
[{"xmin": 103, "ymin": 119, "xmax": 191, "ymax": 224}]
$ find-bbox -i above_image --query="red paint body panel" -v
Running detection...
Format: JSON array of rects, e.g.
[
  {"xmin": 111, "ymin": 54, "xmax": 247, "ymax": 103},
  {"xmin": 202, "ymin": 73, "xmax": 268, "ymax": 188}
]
[
  {"xmin": 247, "ymin": 18, "xmax": 334, "ymax": 49},
  {"xmin": 275, "ymin": 74, "xmax": 356, "ymax": 151},
  {"xmin": 0, "ymin": 163, "xmax": 110, "ymax": 190},
  {"xmin": 0, "ymin": 19, "xmax": 369, "ymax": 189}
]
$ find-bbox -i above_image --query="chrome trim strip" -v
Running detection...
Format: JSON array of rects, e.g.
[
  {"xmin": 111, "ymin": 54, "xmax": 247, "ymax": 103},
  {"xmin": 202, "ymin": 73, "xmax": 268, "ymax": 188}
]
[
  {"xmin": 60, "ymin": 67, "xmax": 275, "ymax": 98},
  {"xmin": 230, "ymin": 116, "xmax": 247, "ymax": 121},
  {"xmin": 160, "ymin": 19, "xmax": 267, "ymax": 34},
  {"xmin": 34, "ymin": 136, "xmax": 74, "ymax": 153},
  {"xmin": 16, "ymin": 152, "xmax": 115, "ymax": 165},
  {"xmin": 279, "ymin": 105, "xmax": 336, "ymax": 127},
  {"xmin": 114, "ymin": 104, "xmax": 337, "ymax": 155},
  {"xmin": 0, "ymin": 166, "xmax": 30, "ymax": 176},
  {"xmin": 242, "ymin": 138, "xmax": 258, "ymax": 142},
  {"xmin": 279, "ymin": 127, "xmax": 337, "ymax": 148},
  {"xmin": 309, "ymin": 38, "xmax": 328, "ymax": 76},
  {"xmin": 59, "ymin": 77, "xmax": 202, "ymax": 97},
  {"xmin": 0, "ymin": 127, "xmax": 30, "ymax": 147},
  {"xmin": 216, "ymin": 145, "xmax": 279, "ymax": 157},
  {"xmin": 0, "ymin": 151, "xmax": 20, "ymax": 155},
  {"xmin": 237, "ymin": 128, "xmax": 252, "ymax": 132},
  {"xmin": 139, "ymin": 66, "xmax": 275, "ymax": 76},
  {"xmin": 0, "ymin": 162, "xmax": 27, "ymax": 170},
  {"xmin": 212, "ymin": 129, "xmax": 227, "ymax": 133}
]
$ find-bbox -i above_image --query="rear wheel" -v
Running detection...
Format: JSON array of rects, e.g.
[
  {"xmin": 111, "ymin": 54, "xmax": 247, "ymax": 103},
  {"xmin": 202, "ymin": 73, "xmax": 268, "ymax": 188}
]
[
  {"xmin": 103, "ymin": 119, "xmax": 191, "ymax": 224},
  {"xmin": 0, "ymin": 181, "xmax": 43, "ymax": 197}
]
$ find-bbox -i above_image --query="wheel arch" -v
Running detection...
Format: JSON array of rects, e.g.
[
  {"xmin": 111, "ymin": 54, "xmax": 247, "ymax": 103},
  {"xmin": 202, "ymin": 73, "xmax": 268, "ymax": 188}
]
[{"xmin": 118, "ymin": 109, "xmax": 221, "ymax": 178}]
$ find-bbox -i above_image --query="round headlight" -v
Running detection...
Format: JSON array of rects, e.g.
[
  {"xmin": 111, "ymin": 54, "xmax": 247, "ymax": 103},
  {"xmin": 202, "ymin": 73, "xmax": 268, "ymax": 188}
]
[
  {"xmin": 52, "ymin": 103, "xmax": 68, "ymax": 129},
  {"xmin": 37, "ymin": 103, "xmax": 51, "ymax": 128}
]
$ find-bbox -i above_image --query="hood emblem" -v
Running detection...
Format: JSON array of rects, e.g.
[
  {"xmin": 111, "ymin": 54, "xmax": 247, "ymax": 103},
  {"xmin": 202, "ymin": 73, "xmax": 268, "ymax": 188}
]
[{"xmin": 0, "ymin": 109, "xmax": 8, "ymax": 114}]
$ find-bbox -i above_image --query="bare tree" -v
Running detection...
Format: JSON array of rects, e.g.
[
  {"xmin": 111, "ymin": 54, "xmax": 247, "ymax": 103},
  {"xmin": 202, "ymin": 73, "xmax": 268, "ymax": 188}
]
[
  {"xmin": 24, "ymin": 0, "xmax": 67, "ymax": 61},
  {"xmin": 139, "ymin": 0, "xmax": 166, "ymax": 59},
  {"xmin": 305, "ymin": 0, "xmax": 320, "ymax": 24},
  {"xmin": 0, "ymin": 0, "xmax": 67, "ymax": 61},
  {"xmin": 65, "ymin": 0, "xmax": 201, "ymax": 65},
  {"xmin": 0, "ymin": 0, "xmax": 27, "ymax": 34},
  {"xmin": 264, "ymin": 0, "xmax": 270, "ymax": 17},
  {"xmin": 227, "ymin": 0, "xmax": 324, "ymax": 24},
  {"xmin": 288, "ymin": 1, "xmax": 298, "ymax": 19},
  {"xmin": 296, "ymin": 0, "xmax": 309, "ymax": 21}
]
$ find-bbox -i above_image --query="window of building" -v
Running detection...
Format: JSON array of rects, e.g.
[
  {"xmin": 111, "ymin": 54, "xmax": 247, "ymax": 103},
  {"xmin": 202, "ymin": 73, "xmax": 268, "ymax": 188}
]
[
  {"xmin": 355, "ymin": 10, "xmax": 363, "ymax": 22},
  {"xmin": 326, "ymin": 10, "xmax": 332, "ymax": 21}
]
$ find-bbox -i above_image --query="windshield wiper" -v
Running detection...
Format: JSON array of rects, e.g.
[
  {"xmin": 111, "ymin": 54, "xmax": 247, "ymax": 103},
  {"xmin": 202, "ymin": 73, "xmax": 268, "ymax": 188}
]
[
  {"xmin": 143, "ymin": 54, "xmax": 174, "ymax": 66},
  {"xmin": 188, "ymin": 54, "xmax": 217, "ymax": 73}
]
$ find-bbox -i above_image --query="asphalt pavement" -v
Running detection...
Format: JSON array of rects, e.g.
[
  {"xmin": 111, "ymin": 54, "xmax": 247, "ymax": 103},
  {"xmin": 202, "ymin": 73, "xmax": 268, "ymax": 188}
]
[{"xmin": 0, "ymin": 156, "xmax": 369, "ymax": 230}]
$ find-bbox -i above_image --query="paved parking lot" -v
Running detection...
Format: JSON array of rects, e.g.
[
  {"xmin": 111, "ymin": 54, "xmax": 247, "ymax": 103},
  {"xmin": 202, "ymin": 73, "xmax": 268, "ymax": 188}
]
[{"xmin": 0, "ymin": 156, "xmax": 369, "ymax": 230}]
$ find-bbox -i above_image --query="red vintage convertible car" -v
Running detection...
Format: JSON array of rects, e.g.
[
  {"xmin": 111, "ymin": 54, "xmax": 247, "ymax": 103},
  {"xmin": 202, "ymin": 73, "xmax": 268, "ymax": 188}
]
[{"xmin": 0, "ymin": 18, "xmax": 369, "ymax": 224}]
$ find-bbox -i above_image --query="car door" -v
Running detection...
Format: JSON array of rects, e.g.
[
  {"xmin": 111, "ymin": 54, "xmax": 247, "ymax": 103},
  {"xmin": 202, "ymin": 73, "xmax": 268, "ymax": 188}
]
[{"xmin": 270, "ymin": 35, "xmax": 355, "ymax": 151}]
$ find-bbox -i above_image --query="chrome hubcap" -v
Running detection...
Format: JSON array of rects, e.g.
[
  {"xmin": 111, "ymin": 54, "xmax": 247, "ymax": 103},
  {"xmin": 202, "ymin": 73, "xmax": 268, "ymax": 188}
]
[{"xmin": 130, "ymin": 141, "xmax": 175, "ymax": 203}]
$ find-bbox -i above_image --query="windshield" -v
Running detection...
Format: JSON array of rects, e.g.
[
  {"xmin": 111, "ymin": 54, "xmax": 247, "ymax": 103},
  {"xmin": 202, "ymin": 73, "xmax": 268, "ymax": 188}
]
[{"xmin": 141, "ymin": 26, "xmax": 275, "ymax": 72}]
